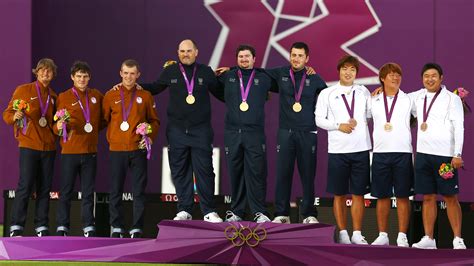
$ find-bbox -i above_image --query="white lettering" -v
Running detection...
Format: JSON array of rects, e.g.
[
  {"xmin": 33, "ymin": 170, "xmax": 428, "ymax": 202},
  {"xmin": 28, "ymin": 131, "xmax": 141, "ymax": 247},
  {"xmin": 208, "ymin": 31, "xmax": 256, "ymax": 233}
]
[
  {"xmin": 122, "ymin": 193, "xmax": 133, "ymax": 201},
  {"xmin": 346, "ymin": 199, "xmax": 352, "ymax": 206},
  {"xmin": 391, "ymin": 199, "xmax": 397, "ymax": 208},
  {"xmin": 439, "ymin": 201, "xmax": 447, "ymax": 210},
  {"xmin": 78, "ymin": 192, "xmax": 82, "ymax": 200},
  {"xmin": 313, "ymin": 197, "xmax": 320, "ymax": 206},
  {"xmin": 8, "ymin": 190, "xmax": 15, "ymax": 198},
  {"xmin": 224, "ymin": 195, "xmax": 232, "ymax": 204}
]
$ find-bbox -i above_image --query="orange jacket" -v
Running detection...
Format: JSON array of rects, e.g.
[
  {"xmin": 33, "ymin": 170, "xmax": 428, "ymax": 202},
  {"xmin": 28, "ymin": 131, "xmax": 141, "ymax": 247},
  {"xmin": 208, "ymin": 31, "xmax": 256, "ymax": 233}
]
[
  {"xmin": 103, "ymin": 86, "xmax": 160, "ymax": 151},
  {"xmin": 54, "ymin": 87, "xmax": 105, "ymax": 154},
  {"xmin": 3, "ymin": 81, "xmax": 57, "ymax": 151}
]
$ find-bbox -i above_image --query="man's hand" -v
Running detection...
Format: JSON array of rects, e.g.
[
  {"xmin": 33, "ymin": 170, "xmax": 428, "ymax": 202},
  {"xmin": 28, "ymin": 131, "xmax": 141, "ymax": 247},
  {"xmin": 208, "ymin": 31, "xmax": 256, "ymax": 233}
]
[
  {"xmin": 451, "ymin": 156, "xmax": 463, "ymax": 169},
  {"xmin": 338, "ymin": 123, "xmax": 354, "ymax": 134},
  {"xmin": 371, "ymin": 86, "xmax": 383, "ymax": 96},
  {"xmin": 305, "ymin": 66, "xmax": 316, "ymax": 75},
  {"xmin": 13, "ymin": 111, "xmax": 24, "ymax": 122},
  {"xmin": 56, "ymin": 120, "xmax": 63, "ymax": 131},
  {"xmin": 215, "ymin": 67, "xmax": 230, "ymax": 76}
]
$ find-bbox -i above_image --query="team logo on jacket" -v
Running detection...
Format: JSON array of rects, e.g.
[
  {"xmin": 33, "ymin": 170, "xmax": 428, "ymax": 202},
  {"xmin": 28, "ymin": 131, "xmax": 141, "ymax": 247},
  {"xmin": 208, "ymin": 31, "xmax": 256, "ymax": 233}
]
[
  {"xmin": 198, "ymin": 78, "xmax": 203, "ymax": 85},
  {"xmin": 136, "ymin": 97, "xmax": 143, "ymax": 104},
  {"xmin": 51, "ymin": 98, "xmax": 55, "ymax": 104},
  {"xmin": 281, "ymin": 77, "xmax": 288, "ymax": 82},
  {"xmin": 171, "ymin": 79, "xmax": 178, "ymax": 84},
  {"xmin": 254, "ymin": 79, "xmax": 259, "ymax": 85},
  {"xmin": 91, "ymin": 97, "xmax": 97, "ymax": 104},
  {"xmin": 305, "ymin": 80, "xmax": 310, "ymax": 86},
  {"xmin": 229, "ymin": 78, "xmax": 236, "ymax": 82}
]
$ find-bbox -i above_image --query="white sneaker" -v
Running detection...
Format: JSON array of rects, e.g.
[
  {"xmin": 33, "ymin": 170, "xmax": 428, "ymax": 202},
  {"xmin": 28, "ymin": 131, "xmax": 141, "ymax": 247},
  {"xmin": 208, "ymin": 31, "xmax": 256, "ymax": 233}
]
[
  {"xmin": 204, "ymin": 212, "xmax": 223, "ymax": 223},
  {"xmin": 338, "ymin": 230, "xmax": 351, "ymax": 244},
  {"xmin": 397, "ymin": 234, "xmax": 409, "ymax": 247},
  {"xmin": 225, "ymin": 211, "xmax": 242, "ymax": 222},
  {"xmin": 351, "ymin": 232, "xmax": 369, "ymax": 245},
  {"xmin": 371, "ymin": 233, "xmax": 389, "ymax": 246},
  {"xmin": 453, "ymin": 237, "xmax": 466, "ymax": 249},
  {"xmin": 412, "ymin": 236, "xmax": 437, "ymax": 249},
  {"xmin": 302, "ymin": 216, "xmax": 319, "ymax": 224},
  {"xmin": 272, "ymin": 216, "xmax": 290, "ymax": 224},
  {"xmin": 254, "ymin": 212, "xmax": 271, "ymax": 223},
  {"xmin": 173, "ymin": 211, "xmax": 192, "ymax": 221}
]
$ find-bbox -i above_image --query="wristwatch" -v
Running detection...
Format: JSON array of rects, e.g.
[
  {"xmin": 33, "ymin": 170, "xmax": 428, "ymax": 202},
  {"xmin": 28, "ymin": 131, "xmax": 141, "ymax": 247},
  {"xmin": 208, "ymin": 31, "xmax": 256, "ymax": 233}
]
[{"xmin": 454, "ymin": 153, "xmax": 462, "ymax": 158}]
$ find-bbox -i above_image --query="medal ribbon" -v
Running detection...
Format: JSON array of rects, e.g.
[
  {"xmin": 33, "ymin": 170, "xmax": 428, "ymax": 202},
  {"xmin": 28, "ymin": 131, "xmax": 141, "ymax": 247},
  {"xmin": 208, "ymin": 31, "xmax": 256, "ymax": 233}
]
[
  {"xmin": 289, "ymin": 69, "xmax": 306, "ymax": 103},
  {"xmin": 423, "ymin": 89, "xmax": 441, "ymax": 123},
  {"xmin": 383, "ymin": 90, "xmax": 399, "ymax": 123},
  {"xmin": 341, "ymin": 90, "xmax": 355, "ymax": 119},
  {"xmin": 237, "ymin": 69, "xmax": 255, "ymax": 103},
  {"xmin": 35, "ymin": 81, "xmax": 50, "ymax": 118},
  {"xmin": 179, "ymin": 63, "xmax": 197, "ymax": 96},
  {"xmin": 72, "ymin": 87, "xmax": 91, "ymax": 124},
  {"xmin": 120, "ymin": 87, "xmax": 136, "ymax": 122}
]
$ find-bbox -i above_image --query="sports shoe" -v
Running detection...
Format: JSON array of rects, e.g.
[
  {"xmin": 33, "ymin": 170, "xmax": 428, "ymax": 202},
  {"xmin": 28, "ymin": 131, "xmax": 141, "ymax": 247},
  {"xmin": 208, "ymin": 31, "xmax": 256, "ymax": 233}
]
[
  {"xmin": 131, "ymin": 232, "xmax": 142, "ymax": 239},
  {"xmin": 397, "ymin": 233, "xmax": 409, "ymax": 247},
  {"xmin": 111, "ymin": 232, "xmax": 124, "ymax": 238},
  {"xmin": 254, "ymin": 212, "xmax": 271, "ymax": 223},
  {"xmin": 351, "ymin": 232, "xmax": 368, "ymax": 245},
  {"xmin": 272, "ymin": 216, "xmax": 290, "ymax": 224},
  {"xmin": 302, "ymin": 216, "xmax": 319, "ymax": 224},
  {"xmin": 453, "ymin": 237, "xmax": 466, "ymax": 249},
  {"xmin": 84, "ymin": 231, "xmax": 96, "ymax": 237},
  {"xmin": 338, "ymin": 230, "xmax": 351, "ymax": 244},
  {"xmin": 371, "ymin": 232, "xmax": 389, "ymax": 246},
  {"xmin": 9, "ymin": 230, "xmax": 22, "ymax": 237},
  {"xmin": 36, "ymin": 230, "xmax": 50, "ymax": 237},
  {"xmin": 225, "ymin": 211, "xmax": 242, "ymax": 222},
  {"xmin": 57, "ymin": 230, "xmax": 68, "ymax": 237},
  {"xmin": 204, "ymin": 212, "xmax": 223, "ymax": 223},
  {"xmin": 173, "ymin": 211, "xmax": 192, "ymax": 221},
  {"xmin": 412, "ymin": 236, "xmax": 437, "ymax": 249}
]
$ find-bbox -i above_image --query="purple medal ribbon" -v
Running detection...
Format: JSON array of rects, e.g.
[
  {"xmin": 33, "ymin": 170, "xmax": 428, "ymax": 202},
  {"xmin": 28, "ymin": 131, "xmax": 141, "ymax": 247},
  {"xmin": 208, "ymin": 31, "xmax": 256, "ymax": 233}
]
[
  {"xmin": 61, "ymin": 121, "xmax": 68, "ymax": 143},
  {"xmin": 179, "ymin": 63, "xmax": 197, "ymax": 96},
  {"xmin": 383, "ymin": 90, "xmax": 399, "ymax": 123},
  {"xmin": 72, "ymin": 87, "xmax": 91, "ymax": 124},
  {"xmin": 35, "ymin": 81, "xmax": 50, "ymax": 120},
  {"xmin": 237, "ymin": 69, "xmax": 256, "ymax": 103},
  {"xmin": 144, "ymin": 136, "xmax": 151, "ymax": 160},
  {"xmin": 341, "ymin": 90, "xmax": 355, "ymax": 119},
  {"xmin": 120, "ymin": 87, "xmax": 136, "ymax": 123},
  {"xmin": 423, "ymin": 89, "xmax": 441, "ymax": 123},
  {"xmin": 289, "ymin": 69, "xmax": 306, "ymax": 103}
]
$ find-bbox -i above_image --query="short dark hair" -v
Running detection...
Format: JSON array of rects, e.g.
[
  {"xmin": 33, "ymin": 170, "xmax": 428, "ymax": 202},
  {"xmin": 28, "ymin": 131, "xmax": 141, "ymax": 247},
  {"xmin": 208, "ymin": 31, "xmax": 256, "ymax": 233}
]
[
  {"xmin": 290, "ymin": 42, "xmax": 309, "ymax": 56},
  {"xmin": 70, "ymin": 61, "xmax": 91, "ymax": 76},
  {"xmin": 121, "ymin": 59, "xmax": 140, "ymax": 72},
  {"xmin": 379, "ymin": 63, "xmax": 402, "ymax": 85},
  {"xmin": 235, "ymin": 44, "xmax": 256, "ymax": 58},
  {"xmin": 32, "ymin": 58, "xmax": 57, "ymax": 78},
  {"xmin": 337, "ymin": 55, "xmax": 359, "ymax": 73},
  {"xmin": 421, "ymin": 63, "xmax": 443, "ymax": 77}
]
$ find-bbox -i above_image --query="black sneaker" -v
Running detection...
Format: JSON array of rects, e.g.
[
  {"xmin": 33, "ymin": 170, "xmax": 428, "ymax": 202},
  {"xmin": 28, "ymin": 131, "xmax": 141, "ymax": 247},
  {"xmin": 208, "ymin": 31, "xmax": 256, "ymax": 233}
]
[
  {"xmin": 111, "ymin": 232, "xmax": 124, "ymax": 238},
  {"xmin": 37, "ymin": 230, "xmax": 50, "ymax": 237},
  {"xmin": 130, "ymin": 232, "xmax": 142, "ymax": 239},
  {"xmin": 84, "ymin": 230, "xmax": 96, "ymax": 237},
  {"xmin": 57, "ymin": 230, "xmax": 68, "ymax": 236},
  {"xmin": 9, "ymin": 230, "xmax": 22, "ymax": 237}
]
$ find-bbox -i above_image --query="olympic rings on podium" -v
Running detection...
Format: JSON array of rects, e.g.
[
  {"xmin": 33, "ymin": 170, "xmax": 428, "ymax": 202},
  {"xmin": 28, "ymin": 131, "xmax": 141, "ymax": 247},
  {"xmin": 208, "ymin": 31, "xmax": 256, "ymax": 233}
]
[{"xmin": 224, "ymin": 224, "xmax": 267, "ymax": 247}]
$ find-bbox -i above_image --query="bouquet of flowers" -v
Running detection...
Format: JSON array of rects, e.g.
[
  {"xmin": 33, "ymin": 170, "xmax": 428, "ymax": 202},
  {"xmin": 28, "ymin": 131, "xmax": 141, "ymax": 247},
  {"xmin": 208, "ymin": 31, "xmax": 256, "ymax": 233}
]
[
  {"xmin": 136, "ymin": 122, "xmax": 152, "ymax": 159},
  {"xmin": 453, "ymin": 87, "xmax": 471, "ymax": 114},
  {"xmin": 54, "ymin": 109, "xmax": 71, "ymax": 142},
  {"xmin": 439, "ymin": 163, "xmax": 454, "ymax": 180},
  {"xmin": 163, "ymin": 60, "xmax": 177, "ymax": 69},
  {"xmin": 12, "ymin": 99, "xmax": 30, "ymax": 135}
]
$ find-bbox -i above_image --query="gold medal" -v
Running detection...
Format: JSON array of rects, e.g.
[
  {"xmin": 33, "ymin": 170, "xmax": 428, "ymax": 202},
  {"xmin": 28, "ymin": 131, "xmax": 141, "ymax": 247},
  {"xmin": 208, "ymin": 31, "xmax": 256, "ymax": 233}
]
[
  {"xmin": 39, "ymin": 117, "xmax": 47, "ymax": 127},
  {"xmin": 420, "ymin": 122, "xmax": 428, "ymax": 131},
  {"xmin": 348, "ymin": 118, "xmax": 357, "ymax": 127},
  {"xmin": 384, "ymin": 123, "xmax": 392, "ymax": 132},
  {"xmin": 186, "ymin": 94, "xmax": 195, "ymax": 105},
  {"xmin": 239, "ymin": 101, "xmax": 249, "ymax": 112},
  {"xmin": 292, "ymin": 102, "xmax": 302, "ymax": 112}
]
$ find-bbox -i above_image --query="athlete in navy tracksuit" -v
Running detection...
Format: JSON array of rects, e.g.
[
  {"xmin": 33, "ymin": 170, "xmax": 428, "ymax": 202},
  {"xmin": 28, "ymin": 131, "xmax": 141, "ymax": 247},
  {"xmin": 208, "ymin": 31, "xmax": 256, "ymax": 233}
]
[
  {"xmin": 265, "ymin": 42, "xmax": 327, "ymax": 223},
  {"xmin": 216, "ymin": 45, "xmax": 277, "ymax": 223}
]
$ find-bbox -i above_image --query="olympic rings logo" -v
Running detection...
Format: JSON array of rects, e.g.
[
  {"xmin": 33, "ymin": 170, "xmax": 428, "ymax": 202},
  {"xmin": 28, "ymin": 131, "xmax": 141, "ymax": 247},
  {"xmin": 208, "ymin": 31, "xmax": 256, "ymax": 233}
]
[{"xmin": 224, "ymin": 225, "xmax": 267, "ymax": 247}]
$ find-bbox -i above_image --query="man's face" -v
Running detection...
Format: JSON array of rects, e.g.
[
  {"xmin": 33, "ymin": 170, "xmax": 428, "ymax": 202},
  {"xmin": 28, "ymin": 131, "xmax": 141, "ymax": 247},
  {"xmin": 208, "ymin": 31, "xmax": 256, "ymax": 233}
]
[
  {"xmin": 178, "ymin": 40, "xmax": 198, "ymax": 65},
  {"xmin": 289, "ymin": 48, "xmax": 309, "ymax": 71},
  {"xmin": 422, "ymin": 68, "xmax": 443, "ymax": 92},
  {"xmin": 36, "ymin": 67, "xmax": 54, "ymax": 85},
  {"xmin": 120, "ymin": 65, "xmax": 140, "ymax": 88},
  {"xmin": 339, "ymin": 64, "xmax": 357, "ymax": 86},
  {"xmin": 237, "ymin": 50, "xmax": 255, "ymax": 69},
  {"xmin": 71, "ymin": 71, "xmax": 90, "ymax": 91},
  {"xmin": 381, "ymin": 71, "xmax": 401, "ymax": 91}
]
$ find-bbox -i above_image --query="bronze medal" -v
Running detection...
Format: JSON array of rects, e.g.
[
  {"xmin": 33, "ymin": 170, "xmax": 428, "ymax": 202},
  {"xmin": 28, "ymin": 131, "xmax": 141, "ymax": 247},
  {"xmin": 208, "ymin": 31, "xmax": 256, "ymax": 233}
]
[
  {"xmin": 39, "ymin": 117, "xmax": 47, "ymax": 127},
  {"xmin": 239, "ymin": 101, "xmax": 249, "ymax": 112},
  {"xmin": 348, "ymin": 118, "xmax": 357, "ymax": 127},
  {"xmin": 186, "ymin": 94, "xmax": 195, "ymax": 105},
  {"xmin": 420, "ymin": 122, "xmax": 428, "ymax": 132},
  {"xmin": 292, "ymin": 102, "xmax": 302, "ymax": 112},
  {"xmin": 384, "ymin": 122, "xmax": 392, "ymax": 132}
]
